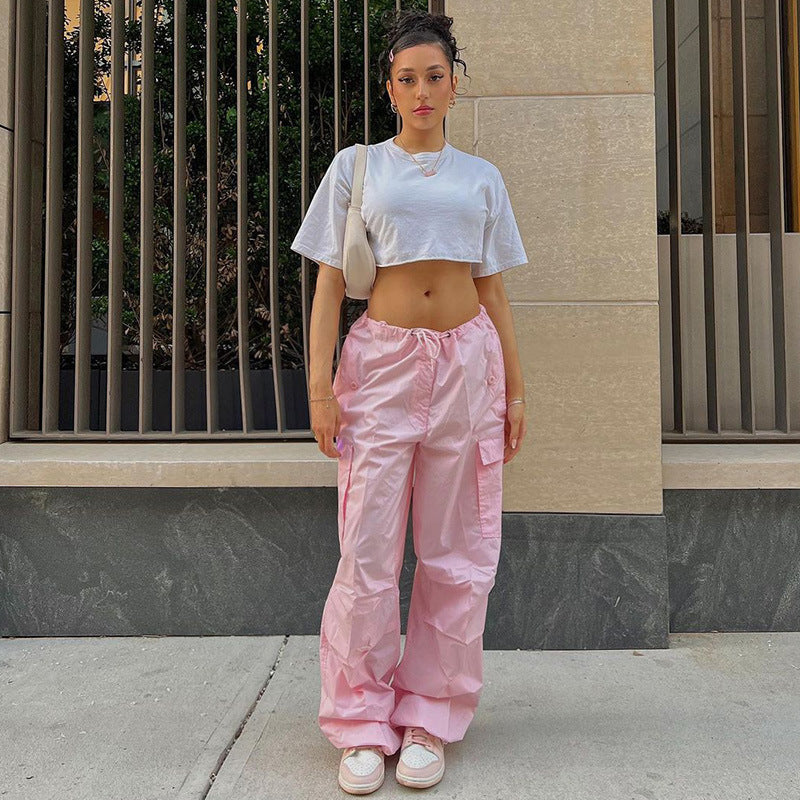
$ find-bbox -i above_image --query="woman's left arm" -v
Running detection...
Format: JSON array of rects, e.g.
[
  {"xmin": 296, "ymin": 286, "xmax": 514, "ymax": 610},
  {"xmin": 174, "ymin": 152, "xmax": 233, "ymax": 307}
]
[{"xmin": 474, "ymin": 274, "xmax": 527, "ymax": 463}]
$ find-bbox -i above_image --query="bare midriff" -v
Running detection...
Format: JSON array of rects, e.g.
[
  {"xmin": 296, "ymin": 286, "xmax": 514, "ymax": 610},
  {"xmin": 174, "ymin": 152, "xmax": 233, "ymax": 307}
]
[{"xmin": 365, "ymin": 260, "xmax": 481, "ymax": 332}]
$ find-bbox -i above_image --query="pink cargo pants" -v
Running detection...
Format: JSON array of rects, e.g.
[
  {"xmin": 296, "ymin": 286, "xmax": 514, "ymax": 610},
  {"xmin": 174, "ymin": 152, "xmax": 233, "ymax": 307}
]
[{"xmin": 319, "ymin": 303, "xmax": 506, "ymax": 757}]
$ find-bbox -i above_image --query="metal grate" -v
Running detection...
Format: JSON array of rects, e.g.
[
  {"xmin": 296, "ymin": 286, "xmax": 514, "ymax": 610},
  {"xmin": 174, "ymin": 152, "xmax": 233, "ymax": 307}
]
[
  {"xmin": 658, "ymin": 0, "xmax": 800, "ymax": 441},
  {"xmin": 9, "ymin": 0, "xmax": 444, "ymax": 440}
]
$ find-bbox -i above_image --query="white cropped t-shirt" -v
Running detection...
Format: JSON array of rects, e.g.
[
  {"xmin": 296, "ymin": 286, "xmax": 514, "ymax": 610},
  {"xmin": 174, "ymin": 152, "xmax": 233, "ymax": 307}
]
[{"xmin": 289, "ymin": 136, "xmax": 528, "ymax": 279}]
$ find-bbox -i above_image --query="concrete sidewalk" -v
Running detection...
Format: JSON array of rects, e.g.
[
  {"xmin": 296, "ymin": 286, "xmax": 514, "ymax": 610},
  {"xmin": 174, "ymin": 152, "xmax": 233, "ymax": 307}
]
[{"xmin": 1, "ymin": 632, "xmax": 797, "ymax": 799}]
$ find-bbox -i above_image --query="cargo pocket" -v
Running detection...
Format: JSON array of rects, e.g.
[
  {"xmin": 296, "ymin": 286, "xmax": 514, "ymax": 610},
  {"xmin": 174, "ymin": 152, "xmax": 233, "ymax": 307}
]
[
  {"xmin": 475, "ymin": 436, "xmax": 504, "ymax": 538},
  {"xmin": 337, "ymin": 441, "xmax": 355, "ymax": 548}
]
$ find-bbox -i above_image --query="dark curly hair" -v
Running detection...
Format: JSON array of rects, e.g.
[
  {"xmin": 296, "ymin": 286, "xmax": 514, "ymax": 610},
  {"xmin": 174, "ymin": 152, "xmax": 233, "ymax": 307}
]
[{"xmin": 378, "ymin": 9, "xmax": 470, "ymax": 93}]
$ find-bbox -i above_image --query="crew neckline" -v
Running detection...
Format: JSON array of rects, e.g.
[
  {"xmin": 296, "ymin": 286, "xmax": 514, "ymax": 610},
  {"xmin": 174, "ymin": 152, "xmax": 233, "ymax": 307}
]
[{"xmin": 385, "ymin": 136, "xmax": 453, "ymax": 159}]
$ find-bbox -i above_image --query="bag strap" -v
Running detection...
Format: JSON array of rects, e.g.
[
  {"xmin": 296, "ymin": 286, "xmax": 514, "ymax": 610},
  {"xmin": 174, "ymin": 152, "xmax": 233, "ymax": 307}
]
[{"xmin": 350, "ymin": 143, "xmax": 367, "ymax": 209}]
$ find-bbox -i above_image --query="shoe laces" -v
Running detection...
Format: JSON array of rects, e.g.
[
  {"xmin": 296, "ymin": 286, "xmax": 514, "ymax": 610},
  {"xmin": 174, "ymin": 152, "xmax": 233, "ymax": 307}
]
[
  {"xmin": 343, "ymin": 745, "xmax": 382, "ymax": 760},
  {"xmin": 405, "ymin": 726, "xmax": 441, "ymax": 751}
]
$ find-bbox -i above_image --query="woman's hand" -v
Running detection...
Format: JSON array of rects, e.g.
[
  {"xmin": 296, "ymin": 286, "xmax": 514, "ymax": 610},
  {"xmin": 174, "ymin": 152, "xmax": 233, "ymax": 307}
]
[
  {"xmin": 503, "ymin": 401, "xmax": 526, "ymax": 464},
  {"xmin": 310, "ymin": 392, "xmax": 343, "ymax": 459}
]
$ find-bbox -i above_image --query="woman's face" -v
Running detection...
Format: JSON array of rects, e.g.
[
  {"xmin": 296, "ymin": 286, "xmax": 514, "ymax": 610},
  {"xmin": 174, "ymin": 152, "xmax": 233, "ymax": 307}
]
[{"xmin": 386, "ymin": 43, "xmax": 457, "ymax": 131}]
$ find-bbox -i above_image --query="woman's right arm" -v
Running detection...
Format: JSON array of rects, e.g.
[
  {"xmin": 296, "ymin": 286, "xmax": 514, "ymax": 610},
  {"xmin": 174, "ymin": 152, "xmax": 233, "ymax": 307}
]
[{"xmin": 308, "ymin": 263, "xmax": 347, "ymax": 458}]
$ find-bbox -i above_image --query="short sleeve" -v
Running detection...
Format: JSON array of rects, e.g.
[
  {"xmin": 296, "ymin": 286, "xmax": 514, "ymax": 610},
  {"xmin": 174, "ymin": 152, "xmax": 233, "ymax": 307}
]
[
  {"xmin": 289, "ymin": 147, "xmax": 354, "ymax": 270},
  {"xmin": 471, "ymin": 168, "xmax": 528, "ymax": 279}
]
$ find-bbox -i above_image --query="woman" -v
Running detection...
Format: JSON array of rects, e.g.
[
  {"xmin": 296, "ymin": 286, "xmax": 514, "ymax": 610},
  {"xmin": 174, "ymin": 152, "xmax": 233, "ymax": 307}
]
[{"xmin": 290, "ymin": 9, "xmax": 528, "ymax": 794}]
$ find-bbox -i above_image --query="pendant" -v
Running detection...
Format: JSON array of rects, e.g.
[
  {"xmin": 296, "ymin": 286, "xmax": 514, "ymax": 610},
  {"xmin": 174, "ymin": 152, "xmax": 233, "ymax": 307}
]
[{"xmin": 423, "ymin": 168, "xmax": 436, "ymax": 177}]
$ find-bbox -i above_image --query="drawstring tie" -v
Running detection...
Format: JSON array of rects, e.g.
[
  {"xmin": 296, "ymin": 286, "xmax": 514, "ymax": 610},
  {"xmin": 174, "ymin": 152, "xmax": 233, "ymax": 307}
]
[{"xmin": 409, "ymin": 328, "xmax": 450, "ymax": 360}]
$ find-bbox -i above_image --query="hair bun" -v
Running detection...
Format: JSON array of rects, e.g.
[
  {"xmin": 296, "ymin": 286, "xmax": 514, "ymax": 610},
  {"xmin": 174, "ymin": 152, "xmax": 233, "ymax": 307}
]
[{"xmin": 378, "ymin": 9, "xmax": 469, "ymax": 89}]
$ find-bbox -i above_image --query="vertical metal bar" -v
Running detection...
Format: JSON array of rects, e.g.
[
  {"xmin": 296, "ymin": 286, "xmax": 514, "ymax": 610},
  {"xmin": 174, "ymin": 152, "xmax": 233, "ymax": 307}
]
[
  {"xmin": 334, "ymin": 0, "xmax": 340, "ymax": 154},
  {"xmin": 268, "ymin": 0, "xmax": 284, "ymax": 432},
  {"xmin": 0, "ymin": 0, "xmax": 18, "ymax": 392},
  {"xmin": 172, "ymin": 0, "xmax": 186, "ymax": 433},
  {"xmin": 27, "ymin": 0, "xmax": 47, "ymax": 432},
  {"xmin": 299, "ymin": 0, "xmax": 312, "ymax": 411},
  {"xmin": 42, "ymin": 0, "xmax": 65, "ymax": 433},
  {"xmin": 74, "ymin": 0, "xmax": 94, "ymax": 432},
  {"xmin": 139, "ymin": 0, "xmax": 154, "ymax": 432},
  {"xmin": 106, "ymin": 0, "xmax": 125, "ymax": 433},
  {"xmin": 237, "ymin": 0, "xmax": 253, "ymax": 430},
  {"xmin": 395, "ymin": 0, "xmax": 401, "ymax": 136},
  {"xmin": 333, "ymin": 0, "xmax": 343, "ymax": 361},
  {"xmin": 764, "ymin": 0, "xmax": 790, "ymax": 431},
  {"xmin": 364, "ymin": 0, "xmax": 370, "ymax": 145},
  {"xmin": 206, "ymin": 0, "xmax": 219, "ymax": 433},
  {"xmin": 698, "ymin": 0, "xmax": 720, "ymax": 433},
  {"xmin": 731, "ymin": 0, "xmax": 755, "ymax": 432},
  {"xmin": 787, "ymin": 0, "xmax": 800, "ymax": 233},
  {"xmin": 665, "ymin": 0, "xmax": 685, "ymax": 433}
]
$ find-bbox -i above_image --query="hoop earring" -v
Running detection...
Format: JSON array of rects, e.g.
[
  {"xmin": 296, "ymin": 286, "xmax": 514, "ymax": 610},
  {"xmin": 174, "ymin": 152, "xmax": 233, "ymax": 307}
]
[
  {"xmin": 449, "ymin": 98, "xmax": 456, "ymax": 108},
  {"xmin": 390, "ymin": 101, "xmax": 397, "ymax": 113}
]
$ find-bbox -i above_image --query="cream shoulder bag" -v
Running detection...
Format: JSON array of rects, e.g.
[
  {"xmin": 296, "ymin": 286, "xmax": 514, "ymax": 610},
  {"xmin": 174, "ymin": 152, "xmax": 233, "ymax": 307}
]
[{"xmin": 342, "ymin": 143, "xmax": 377, "ymax": 299}]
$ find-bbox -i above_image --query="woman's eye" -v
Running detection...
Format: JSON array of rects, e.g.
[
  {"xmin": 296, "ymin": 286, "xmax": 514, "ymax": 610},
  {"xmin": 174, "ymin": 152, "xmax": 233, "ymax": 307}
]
[{"xmin": 400, "ymin": 76, "xmax": 444, "ymax": 83}]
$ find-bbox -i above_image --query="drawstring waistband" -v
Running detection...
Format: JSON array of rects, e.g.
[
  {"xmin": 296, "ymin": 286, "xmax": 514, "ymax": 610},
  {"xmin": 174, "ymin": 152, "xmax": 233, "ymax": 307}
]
[
  {"xmin": 350, "ymin": 303, "xmax": 492, "ymax": 344},
  {"xmin": 409, "ymin": 328, "xmax": 450, "ymax": 360},
  {"xmin": 356, "ymin": 305, "xmax": 489, "ymax": 356}
]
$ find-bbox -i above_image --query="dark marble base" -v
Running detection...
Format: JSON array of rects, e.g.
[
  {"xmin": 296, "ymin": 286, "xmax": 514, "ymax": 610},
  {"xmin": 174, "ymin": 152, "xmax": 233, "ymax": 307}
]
[
  {"xmin": 665, "ymin": 489, "xmax": 800, "ymax": 633},
  {"xmin": 0, "ymin": 487, "xmax": 670, "ymax": 648},
  {"xmin": 490, "ymin": 511, "xmax": 668, "ymax": 649}
]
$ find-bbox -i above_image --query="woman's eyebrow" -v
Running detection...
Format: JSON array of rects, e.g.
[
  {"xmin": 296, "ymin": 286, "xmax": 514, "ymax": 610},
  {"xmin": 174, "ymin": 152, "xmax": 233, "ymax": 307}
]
[{"xmin": 397, "ymin": 64, "xmax": 446, "ymax": 73}]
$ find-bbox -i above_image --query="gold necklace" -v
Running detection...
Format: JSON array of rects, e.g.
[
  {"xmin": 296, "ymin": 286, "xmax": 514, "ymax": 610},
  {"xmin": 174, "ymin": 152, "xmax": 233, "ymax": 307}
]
[{"xmin": 394, "ymin": 136, "xmax": 447, "ymax": 177}]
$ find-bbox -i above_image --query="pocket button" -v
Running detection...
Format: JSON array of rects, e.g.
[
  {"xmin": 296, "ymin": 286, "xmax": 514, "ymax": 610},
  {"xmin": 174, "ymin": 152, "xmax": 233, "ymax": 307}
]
[
  {"xmin": 488, "ymin": 374, "xmax": 497, "ymax": 384},
  {"xmin": 350, "ymin": 380, "xmax": 358, "ymax": 389}
]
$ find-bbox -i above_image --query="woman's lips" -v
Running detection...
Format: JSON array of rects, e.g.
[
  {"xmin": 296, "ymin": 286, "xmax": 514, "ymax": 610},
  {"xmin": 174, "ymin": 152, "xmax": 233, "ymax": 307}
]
[{"xmin": 413, "ymin": 108, "xmax": 433, "ymax": 115}]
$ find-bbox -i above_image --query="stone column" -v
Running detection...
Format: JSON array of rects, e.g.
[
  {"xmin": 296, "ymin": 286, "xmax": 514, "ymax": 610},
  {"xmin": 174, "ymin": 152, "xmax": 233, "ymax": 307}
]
[{"xmin": 446, "ymin": 2, "xmax": 663, "ymax": 515}]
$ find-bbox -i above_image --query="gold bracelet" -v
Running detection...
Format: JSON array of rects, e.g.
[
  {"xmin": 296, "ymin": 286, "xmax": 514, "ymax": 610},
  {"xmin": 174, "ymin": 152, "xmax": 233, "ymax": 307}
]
[
  {"xmin": 309, "ymin": 394, "xmax": 335, "ymax": 402},
  {"xmin": 507, "ymin": 398, "xmax": 525, "ymax": 407}
]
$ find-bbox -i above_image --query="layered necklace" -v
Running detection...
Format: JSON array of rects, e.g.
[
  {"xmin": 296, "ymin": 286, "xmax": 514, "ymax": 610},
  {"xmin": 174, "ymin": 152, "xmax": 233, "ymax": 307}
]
[{"xmin": 393, "ymin": 136, "xmax": 447, "ymax": 177}]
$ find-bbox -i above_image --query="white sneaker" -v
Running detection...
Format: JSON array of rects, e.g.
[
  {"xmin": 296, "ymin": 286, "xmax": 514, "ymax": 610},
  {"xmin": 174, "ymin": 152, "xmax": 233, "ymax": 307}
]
[
  {"xmin": 395, "ymin": 726, "xmax": 445, "ymax": 788},
  {"xmin": 338, "ymin": 745, "xmax": 385, "ymax": 795}
]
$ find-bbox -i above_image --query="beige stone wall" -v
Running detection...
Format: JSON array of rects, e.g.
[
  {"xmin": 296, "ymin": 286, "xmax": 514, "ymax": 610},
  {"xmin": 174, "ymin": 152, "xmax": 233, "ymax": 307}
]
[{"xmin": 446, "ymin": 1, "xmax": 663, "ymax": 513}]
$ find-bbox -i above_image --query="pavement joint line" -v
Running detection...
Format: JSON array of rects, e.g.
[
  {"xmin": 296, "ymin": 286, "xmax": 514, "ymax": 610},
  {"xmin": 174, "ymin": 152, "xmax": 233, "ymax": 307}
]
[{"xmin": 177, "ymin": 635, "xmax": 291, "ymax": 800}]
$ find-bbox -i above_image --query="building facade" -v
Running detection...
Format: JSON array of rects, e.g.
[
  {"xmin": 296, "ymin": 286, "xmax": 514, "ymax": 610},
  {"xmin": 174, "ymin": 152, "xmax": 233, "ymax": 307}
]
[{"xmin": 0, "ymin": 0, "xmax": 797, "ymax": 644}]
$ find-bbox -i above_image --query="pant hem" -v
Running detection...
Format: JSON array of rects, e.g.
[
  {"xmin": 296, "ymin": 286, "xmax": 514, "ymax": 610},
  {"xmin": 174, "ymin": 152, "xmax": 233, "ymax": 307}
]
[{"xmin": 320, "ymin": 719, "xmax": 404, "ymax": 757}]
